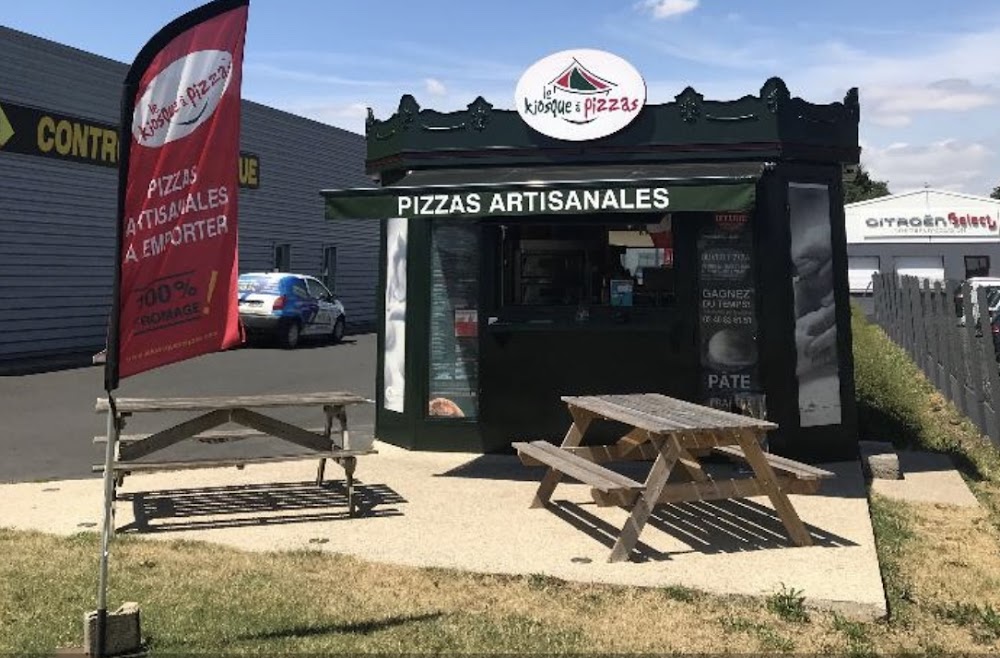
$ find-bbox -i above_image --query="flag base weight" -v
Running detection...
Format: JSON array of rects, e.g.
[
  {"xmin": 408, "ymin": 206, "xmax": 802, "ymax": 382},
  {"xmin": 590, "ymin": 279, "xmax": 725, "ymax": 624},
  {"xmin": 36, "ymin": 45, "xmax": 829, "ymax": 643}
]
[{"xmin": 83, "ymin": 603, "xmax": 143, "ymax": 657}]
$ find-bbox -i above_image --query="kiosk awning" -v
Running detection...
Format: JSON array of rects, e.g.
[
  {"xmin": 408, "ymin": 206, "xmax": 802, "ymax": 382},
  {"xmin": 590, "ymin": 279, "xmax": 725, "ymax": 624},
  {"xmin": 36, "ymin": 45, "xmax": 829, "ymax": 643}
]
[{"xmin": 323, "ymin": 162, "xmax": 767, "ymax": 220}]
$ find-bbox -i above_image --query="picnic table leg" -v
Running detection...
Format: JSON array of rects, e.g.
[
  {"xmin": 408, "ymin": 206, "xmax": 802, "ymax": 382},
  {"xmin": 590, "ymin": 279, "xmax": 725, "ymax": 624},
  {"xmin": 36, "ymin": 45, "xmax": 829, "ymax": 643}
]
[
  {"xmin": 112, "ymin": 414, "xmax": 127, "ymax": 498},
  {"xmin": 316, "ymin": 405, "xmax": 340, "ymax": 485},
  {"xmin": 531, "ymin": 408, "xmax": 593, "ymax": 508},
  {"xmin": 735, "ymin": 429, "xmax": 813, "ymax": 547},
  {"xmin": 342, "ymin": 456, "xmax": 357, "ymax": 517},
  {"xmin": 609, "ymin": 434, "xmax": 680, "ymax": 562},
  {"xmin": 676, "ymin": 444, "xmax": 710, "ymax": 483},
  {"xmin": 338, "ymin": 406, "xmax": 350, "ymax": 450}
]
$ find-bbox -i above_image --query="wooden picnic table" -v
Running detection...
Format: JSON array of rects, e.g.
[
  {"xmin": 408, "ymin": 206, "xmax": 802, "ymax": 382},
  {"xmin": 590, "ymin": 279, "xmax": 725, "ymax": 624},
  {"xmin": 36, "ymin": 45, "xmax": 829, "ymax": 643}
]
[
  {"xmin": 513, "ymin": 393, "xmax": 834, "ymax": 562},
  {"xmin": 94, "ymin": 391, "xmax": 375, "ymax": 518}
]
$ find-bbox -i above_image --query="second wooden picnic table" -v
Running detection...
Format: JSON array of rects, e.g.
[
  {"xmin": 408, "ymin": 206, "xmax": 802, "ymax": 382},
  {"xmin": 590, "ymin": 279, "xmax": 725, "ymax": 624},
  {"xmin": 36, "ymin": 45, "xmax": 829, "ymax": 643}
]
[
  {"xmin": 94, "ymin": 391, "xmax": 375, "ymax": 517},
  {"xmin": 514, "ymin": 393, "xmax": 834, "ymax": 562}
]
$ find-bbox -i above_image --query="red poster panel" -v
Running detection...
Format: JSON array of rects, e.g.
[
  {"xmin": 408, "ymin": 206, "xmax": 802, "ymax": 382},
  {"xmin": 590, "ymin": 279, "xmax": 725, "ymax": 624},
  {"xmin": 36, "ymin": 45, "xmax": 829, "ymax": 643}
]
[
  {"xmin": 107, "ymin": 0, "xmax": 249, "ymax": 388},
  {"xmin": 454, "ymin": 309, "xmax": 478, "ymax": 337}
]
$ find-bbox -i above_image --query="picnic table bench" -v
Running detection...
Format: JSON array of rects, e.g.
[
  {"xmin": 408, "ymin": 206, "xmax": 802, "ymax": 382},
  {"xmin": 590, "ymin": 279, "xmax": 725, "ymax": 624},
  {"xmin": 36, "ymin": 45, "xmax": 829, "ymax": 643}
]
[
  {"xmin": 513, "ymin": 393, "xmax": 834, "ymax": 562},
  {"xmin": 94, "ymin": 391, "xmax": 375, "ymax": 517}
]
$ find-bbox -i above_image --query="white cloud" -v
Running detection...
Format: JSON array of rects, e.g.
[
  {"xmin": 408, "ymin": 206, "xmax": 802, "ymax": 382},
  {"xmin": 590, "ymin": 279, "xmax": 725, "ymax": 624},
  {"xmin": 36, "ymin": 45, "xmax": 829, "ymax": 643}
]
[
  {"xmin": 605, "ymin": 20, "xmax": 780, "ymax": 70},
  {"xmin": 276, "ymin": 101, "xmax": 372, "ymax": 133},
  {"xmin": 246, "ymin": 63, "xmax": 401, "ymax": 88},
  {"xmin": 867, "ymin": 114, "xmax": 912, "ymax": 128},
  {"xmin": 862, "ymin": 139, "xmax": 994, "ymax": 194},
  {"xmin": 797, "ymin": 28, "xmax": 1000, "ymax": 90},
  {"xmin": 613, "ymin": 18, "xmax": 1000, "ymax": 123},
  {"xmin": 644, "ymin": 77, "xmax": 762, "ymax": 104},
  {"xmin": 424, "ymin": 78, "xmax": 447, "ymax": 96},
  {"xmin": 858, "ymin": 80, "xmax": 999, "ymax": 126},
  {"xmin": 637, "ymin": 0, "xmax": 699, "ymax": 20},
  {"xmin": 786, "ymin": 29, "xmax": 1000, "ymax": 121}
]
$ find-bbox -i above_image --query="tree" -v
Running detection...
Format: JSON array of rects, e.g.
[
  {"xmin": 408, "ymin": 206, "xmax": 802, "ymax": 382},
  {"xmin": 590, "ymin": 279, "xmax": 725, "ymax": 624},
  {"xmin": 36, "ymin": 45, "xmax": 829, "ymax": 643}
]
[
  {"xmin": 990, "ymin": 184, "xmax": 1000, "ymax": 200},
  {"xmin": 844, "ymin": 164, "xmax": 890, "ymax": 204}
]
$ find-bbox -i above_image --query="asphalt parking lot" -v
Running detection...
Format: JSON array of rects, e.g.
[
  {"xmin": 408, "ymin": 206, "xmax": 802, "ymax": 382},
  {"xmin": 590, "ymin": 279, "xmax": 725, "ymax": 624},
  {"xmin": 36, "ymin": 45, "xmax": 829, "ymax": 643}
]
[{"xmin": 0, "ymin": 335, "xmax": 376, "ymax": 483}]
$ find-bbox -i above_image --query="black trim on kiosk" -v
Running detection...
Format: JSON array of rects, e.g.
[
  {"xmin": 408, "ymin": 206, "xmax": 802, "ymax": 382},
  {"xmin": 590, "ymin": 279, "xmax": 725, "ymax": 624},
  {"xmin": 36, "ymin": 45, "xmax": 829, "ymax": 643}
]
[{"xmin": 323, "ymin": 78, "xmax": 861, "ymax": 462}]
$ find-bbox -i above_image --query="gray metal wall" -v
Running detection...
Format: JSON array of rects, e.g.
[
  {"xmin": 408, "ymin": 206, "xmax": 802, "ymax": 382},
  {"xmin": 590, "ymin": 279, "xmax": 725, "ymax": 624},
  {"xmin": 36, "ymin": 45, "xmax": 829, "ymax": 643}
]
[
  {"xmin": 848, "ymin": 242, "xmax": 1000, "ymax": 281},
  {"xmin": 0, "ymin": 26, "xmax": 377, "ymax": 363}
]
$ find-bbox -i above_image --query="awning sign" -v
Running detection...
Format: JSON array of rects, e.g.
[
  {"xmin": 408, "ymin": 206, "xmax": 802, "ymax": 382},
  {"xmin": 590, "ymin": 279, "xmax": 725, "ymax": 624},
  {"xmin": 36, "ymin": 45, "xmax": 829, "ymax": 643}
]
[
  {"xmin": 398, "ymin": 187, "xmax": 669, "ymax": 217},
  {"xmin": 326, "ymin": 181, "xmax": 756, "ymax": 220},
  {"xmin": 107, "ymin": 0, "xmax": 249, "ymax": 387}
]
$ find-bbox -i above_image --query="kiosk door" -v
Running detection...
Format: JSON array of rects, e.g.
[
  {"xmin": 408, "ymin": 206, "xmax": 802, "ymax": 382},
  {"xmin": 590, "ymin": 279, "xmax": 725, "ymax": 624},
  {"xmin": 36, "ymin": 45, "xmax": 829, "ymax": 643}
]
[{"xmin": 478, "ymin": 217, "xmax": 700, "ymax": 451}]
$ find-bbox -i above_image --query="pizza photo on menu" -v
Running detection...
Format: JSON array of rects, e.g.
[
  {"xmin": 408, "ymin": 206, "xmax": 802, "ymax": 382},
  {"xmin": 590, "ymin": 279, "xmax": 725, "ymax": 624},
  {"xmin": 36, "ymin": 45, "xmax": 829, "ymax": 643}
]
[
  {"xmin": 429, "ymin": 397, "xmax": 466, "ymax": 418},
  {"xmin": 706, "ymin": 328, "xmax": 758, "ymax": 367}
]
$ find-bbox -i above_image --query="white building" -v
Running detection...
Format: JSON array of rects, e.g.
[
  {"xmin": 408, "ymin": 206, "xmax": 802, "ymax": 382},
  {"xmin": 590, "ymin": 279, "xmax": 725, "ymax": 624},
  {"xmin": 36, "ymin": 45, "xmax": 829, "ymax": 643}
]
[{"xmin": 845, "ymin": 188, "xmax": 1000, "ymax": 292}]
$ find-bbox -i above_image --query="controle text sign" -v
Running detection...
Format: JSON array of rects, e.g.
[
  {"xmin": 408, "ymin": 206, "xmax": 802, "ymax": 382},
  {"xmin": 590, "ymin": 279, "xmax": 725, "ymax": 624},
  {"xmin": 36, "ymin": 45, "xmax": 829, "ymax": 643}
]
[
  {"xmin": 0, "ymin": 98, "xmax": 259, "ymax": 188},
  {"xmin": 515, "ymin": 49, "xmax": 646, "ymax": 141}
]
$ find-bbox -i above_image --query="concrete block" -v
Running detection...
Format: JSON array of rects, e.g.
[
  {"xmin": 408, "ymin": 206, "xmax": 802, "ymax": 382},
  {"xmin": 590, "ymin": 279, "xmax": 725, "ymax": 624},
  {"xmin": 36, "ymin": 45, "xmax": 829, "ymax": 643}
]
[
  {"xmin": 858, "ymin": 441, "xmax": 902, "ymax": 480},
  {"xmin": 83, "ymin": 602, "xmax": 142, "ymax": 656},
  {"xmin": 866, "ymin": 453, "xmax": 902, "ymax": 480}
]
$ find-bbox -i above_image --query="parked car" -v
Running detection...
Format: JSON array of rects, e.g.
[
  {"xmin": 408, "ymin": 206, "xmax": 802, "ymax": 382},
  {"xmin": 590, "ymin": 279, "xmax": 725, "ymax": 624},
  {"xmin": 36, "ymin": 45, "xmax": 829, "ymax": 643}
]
[
  {"xmin": 237, "ymin": 272, "xmax": 346, "ymax": 348},
  {"xmin": 955, "ymin": 277, "xmax": 1000, "ymax": 326},
  {"xmin": 991, "ymin": 309, "xmax": 1000, "ymax": 360}
]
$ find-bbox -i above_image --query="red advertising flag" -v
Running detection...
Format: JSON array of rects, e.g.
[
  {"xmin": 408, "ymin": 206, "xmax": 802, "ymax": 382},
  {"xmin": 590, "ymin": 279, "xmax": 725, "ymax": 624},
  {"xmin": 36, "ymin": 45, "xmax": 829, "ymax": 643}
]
[{"xmin": 106, "ymin": 0, "xmax": 249, "ymax": 389}]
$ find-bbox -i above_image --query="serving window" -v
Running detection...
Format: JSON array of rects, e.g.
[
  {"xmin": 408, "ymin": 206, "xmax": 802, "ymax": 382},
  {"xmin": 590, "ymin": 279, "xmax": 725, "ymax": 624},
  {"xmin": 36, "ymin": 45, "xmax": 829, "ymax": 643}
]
[{"xmin": 496, "ymin": 216, "xmax": 675, "ymax": 310}]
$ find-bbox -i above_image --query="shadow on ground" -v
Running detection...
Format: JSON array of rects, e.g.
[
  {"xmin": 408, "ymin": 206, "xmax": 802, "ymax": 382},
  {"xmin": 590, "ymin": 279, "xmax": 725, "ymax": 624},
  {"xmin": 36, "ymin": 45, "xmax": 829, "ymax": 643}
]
[
  {"xmin": 438, "ymin": 453, "xmax": 859, "ymax": 561},
  {"xmin": 439, "ymin": 454, "xmax": 866, "ymax": 497},
  {"xmin": 117, "ymin": 480, "xmax": 406, "ymax": 534},
  {"xmin": 237, "ymin": 612, "xmax": 445, "ymax": 640},
  {"xmin": 548, "ymin": 497, "xmax": 856, "ymax": 561},
  {"xmin": 243, "ymin": 338, "xmax": 359, "ymax": 351},
  {"xmin": 436, "ymin": 452, "xmax": 703, "ymax": 483}
]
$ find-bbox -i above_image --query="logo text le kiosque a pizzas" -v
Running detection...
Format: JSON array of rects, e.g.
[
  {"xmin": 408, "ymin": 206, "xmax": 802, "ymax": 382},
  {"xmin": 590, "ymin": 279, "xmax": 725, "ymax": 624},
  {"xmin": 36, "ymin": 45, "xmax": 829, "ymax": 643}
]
[
  {"xmin": 515, "ymin": 49, "xmax": 647, "ymax": 141},
  {"xmin": 133, "ymin": 50, "xmax": 234, "ymax": 148},
  {"xmin": 522, "ymin": 58, "xmax": 640, "ymax": 124}
]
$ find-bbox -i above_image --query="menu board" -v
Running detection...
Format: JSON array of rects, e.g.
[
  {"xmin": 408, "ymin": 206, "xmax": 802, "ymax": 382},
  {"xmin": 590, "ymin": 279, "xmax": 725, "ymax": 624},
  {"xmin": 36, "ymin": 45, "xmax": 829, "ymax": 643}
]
[
  {"xmin": 697, "ymin": 213, "xmax": 760, "ymax": 410},
  {"xmin": 428, "ymin": 222, "xmax": 479, "ymax": 419}
]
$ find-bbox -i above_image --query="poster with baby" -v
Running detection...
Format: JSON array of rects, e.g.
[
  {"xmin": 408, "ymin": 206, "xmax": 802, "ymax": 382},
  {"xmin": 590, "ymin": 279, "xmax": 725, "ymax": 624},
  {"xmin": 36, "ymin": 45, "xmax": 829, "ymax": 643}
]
[{"xmin": 788, "ymin": 183, "xmax": 843, "ymax": 427}]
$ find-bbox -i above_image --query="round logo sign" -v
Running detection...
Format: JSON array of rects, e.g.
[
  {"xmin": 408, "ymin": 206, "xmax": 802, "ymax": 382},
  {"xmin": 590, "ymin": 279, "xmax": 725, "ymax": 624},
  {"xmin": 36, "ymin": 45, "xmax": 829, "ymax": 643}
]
[
  {"xmin": 515, "ymin": 49, "xmax": 646, "ymax": 141},
  {"xmin": 132, "ymin": 49, "xmax": 234, "ymax": 148}
]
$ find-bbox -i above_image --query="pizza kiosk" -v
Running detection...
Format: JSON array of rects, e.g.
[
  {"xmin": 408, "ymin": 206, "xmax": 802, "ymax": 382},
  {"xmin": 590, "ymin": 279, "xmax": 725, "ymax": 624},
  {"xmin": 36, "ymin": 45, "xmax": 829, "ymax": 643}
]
[{"xmin": 323, "ymin": 51, "xmax": 862, "ymax": 462}]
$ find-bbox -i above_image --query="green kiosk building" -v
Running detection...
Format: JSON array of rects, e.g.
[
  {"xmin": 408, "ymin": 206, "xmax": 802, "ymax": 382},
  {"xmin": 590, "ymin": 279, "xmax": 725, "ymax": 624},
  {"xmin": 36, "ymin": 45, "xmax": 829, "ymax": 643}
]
[{"xmin": 323, "ymin": 72, "xmax": 861, "ymax": 462}]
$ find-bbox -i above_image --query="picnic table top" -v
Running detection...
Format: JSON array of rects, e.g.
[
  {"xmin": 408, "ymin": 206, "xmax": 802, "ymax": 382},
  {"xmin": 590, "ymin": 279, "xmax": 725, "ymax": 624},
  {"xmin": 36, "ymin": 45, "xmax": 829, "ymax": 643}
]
[
  {"xmin": 96, "ymin": 391, "xmax": 372, "ymax": 414},
  {"xmin": 560, "ymin": 393, "xmax": 777, "ymax": 434}
]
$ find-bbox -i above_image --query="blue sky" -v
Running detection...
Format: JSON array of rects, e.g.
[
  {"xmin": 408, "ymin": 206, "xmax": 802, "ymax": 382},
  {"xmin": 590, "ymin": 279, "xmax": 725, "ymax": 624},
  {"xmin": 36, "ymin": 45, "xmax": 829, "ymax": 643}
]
[{"xmin": 6, "ymin": 0, "xmax": 1000, "ymax": 195}]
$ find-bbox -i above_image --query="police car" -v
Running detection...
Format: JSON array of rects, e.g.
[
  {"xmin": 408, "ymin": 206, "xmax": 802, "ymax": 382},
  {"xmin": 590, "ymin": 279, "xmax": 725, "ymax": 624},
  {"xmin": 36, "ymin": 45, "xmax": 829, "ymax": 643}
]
[{"xmin": 237, "ymin": 272, "xmax": 346, "ymax": 348}]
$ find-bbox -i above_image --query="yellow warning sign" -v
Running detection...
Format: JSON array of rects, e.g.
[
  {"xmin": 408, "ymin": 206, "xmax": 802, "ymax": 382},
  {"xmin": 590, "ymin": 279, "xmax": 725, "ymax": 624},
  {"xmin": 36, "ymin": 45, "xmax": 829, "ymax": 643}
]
[{"xmin": 0, "ymin": 103, "xmax": 14, "ymax": 149}]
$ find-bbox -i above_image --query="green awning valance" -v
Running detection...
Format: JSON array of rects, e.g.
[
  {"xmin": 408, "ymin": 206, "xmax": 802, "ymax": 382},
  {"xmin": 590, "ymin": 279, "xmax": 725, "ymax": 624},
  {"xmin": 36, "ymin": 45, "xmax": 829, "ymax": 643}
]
[{"xmin": 323, "ymin": 162, "xmax": 765, "ymax": 220}]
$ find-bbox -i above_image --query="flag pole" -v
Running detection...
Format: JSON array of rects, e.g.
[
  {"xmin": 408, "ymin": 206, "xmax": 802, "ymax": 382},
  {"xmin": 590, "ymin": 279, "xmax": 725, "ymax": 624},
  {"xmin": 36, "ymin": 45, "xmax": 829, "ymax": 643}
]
[
  {"xmin": 95, "ymin": 59, "xmax": 135, "ymax": 658},
  {"xmin": 95, "ymin": 394, "xmax": 120, "ymax": 657},
  {"xmin": 95, "ymin": 2, "xmax": 249, "ymax": 650}
]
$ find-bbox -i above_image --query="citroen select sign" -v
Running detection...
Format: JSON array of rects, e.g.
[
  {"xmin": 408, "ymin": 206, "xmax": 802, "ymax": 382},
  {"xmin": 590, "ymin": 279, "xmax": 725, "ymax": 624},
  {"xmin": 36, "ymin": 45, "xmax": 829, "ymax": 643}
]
[{"xmin": 515, "ymin": 49, "xmax": 647, "ymax": 141}]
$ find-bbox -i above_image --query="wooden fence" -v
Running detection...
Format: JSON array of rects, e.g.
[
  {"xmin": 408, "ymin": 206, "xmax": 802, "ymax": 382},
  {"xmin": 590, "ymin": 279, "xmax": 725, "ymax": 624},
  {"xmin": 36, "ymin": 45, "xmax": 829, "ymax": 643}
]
[{"xmin": 871, "ymin": 273, "xmax": 1000, "ymax": 448}]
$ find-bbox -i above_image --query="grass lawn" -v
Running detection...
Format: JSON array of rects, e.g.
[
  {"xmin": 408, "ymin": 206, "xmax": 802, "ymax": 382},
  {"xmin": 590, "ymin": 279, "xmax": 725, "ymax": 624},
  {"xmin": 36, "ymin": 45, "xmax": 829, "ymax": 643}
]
[{"xmin": 3, "ymin": 307, "xmax": 1000, "ymax": 654}]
